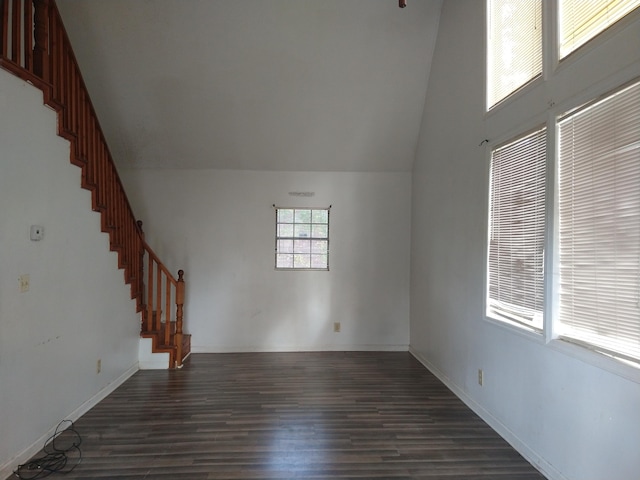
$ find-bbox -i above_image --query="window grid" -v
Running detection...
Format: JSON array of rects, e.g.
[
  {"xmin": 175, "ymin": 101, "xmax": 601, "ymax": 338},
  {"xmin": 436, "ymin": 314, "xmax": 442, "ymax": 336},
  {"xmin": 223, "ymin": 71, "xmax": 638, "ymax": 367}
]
[{"xmin": 275, "ymin": 208, "xmax": 329, "ymax": 270}]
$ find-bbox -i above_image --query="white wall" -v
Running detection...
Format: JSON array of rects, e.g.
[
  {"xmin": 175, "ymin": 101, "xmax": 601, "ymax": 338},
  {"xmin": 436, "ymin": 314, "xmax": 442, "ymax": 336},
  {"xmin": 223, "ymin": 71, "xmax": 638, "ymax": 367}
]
[
  {"xmin": 0, "ymin": 71, "xmax": 140, "ymax": 476},
  {"xmin": 410, "ymin": 2, "xmax": 640, "ymax": 480},
  {"xmin": 120, "ymin": 169, "xmax": 411, "ymax": 352}
]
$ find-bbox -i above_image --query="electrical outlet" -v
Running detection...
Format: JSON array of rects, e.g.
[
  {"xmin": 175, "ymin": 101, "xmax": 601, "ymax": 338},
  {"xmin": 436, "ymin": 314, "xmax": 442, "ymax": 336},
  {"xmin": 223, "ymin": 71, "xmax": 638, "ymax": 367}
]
[
  {"xmin": 333, "ymin": 322, "xmax": 341, "ymax": 333},
  {"xmin": 478, "ymin": 369, "xmax": 483, "ymax": 386},
  {"xmin": 19, "ymin": 274, "xmax": 30, "ymax": 293},
  {"xmin": 96, "ymin": 359, "xmax": 102, "ymax": 374}
]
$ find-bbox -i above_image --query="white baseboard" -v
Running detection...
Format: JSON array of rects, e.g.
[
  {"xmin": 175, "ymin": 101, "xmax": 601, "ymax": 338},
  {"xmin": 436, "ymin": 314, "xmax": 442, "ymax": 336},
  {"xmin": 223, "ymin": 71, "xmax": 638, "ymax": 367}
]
[
  {"xmin": 0, "ymin": 363, "xmax": 138, "ymax": 479},
  {"xmin": 408, "ymin": 347, "xmax": 567, "ymax": 480},
  {"xmin": 191, "ymin": 344, "xmax": 409, "ymax": 353}
]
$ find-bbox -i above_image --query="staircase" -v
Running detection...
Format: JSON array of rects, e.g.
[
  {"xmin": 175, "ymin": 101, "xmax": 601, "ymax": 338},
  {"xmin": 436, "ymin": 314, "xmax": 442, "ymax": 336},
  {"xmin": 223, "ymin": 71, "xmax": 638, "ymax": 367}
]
[{"xmin": 0, "ymin": 0, "xmax": 189, "ymax": 368}]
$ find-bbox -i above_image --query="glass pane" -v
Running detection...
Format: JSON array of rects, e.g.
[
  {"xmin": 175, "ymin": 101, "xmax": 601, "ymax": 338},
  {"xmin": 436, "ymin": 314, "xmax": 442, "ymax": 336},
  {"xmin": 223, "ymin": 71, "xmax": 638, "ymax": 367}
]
[
  {"xmin": 294, "ymin": 254, "xmax": 311, "ymax": 268},
  {"xmin": 278, "ymin": 209, "xmax": 294, "ymax": 223},
  {"xmin": 311, "ymin": 254, "xmax": 328, "ymax": 269},
  {"xmin": 277, "ymin": 239, "xmax": 294, "ymax": 254},
  {"xmin": 488, "ymin": 0, "xmax": 543, "ymax": 108},
  {"xmin": 278, "ymin": 224, "xmax": 294, "ymax": 238},
  {"xmin": 276, "ymin": 254, "xmax": 293, "ymax": 268},
  {"xmin": 294, "ymin": 209, "xmax": 311, "ymax": 223},
  {"xmin": 312, "ymin": 209, "xmax": 328, "ymax": 223},
  {"xmin": 294, "ymin": 224, "xmax": 311, "ymax": 238},
  {"xmin": 312, "ymin": 224, "xmax": 328, "ymax": 238},
  {"xmin": 311, "ymin": 240, "xmax": 328, "ymax": 254},
  {"xmin": 294, "ymin": 239, "xmax": 311, "ymax": 254}
]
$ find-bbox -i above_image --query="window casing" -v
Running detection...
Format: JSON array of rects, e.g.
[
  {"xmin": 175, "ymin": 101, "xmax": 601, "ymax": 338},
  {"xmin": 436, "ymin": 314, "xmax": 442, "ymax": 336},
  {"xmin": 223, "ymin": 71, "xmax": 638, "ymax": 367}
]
[{"xmin": 275, "ymin": 208, "xmax": 329, "ymax": 270}]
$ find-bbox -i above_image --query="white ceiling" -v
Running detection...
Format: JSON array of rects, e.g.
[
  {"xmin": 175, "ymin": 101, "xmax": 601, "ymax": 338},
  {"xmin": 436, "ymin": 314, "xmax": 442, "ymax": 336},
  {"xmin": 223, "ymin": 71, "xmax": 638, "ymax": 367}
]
[{"xmin": 56, "ymin": 0, "xmax": 441, "ymax": 172}]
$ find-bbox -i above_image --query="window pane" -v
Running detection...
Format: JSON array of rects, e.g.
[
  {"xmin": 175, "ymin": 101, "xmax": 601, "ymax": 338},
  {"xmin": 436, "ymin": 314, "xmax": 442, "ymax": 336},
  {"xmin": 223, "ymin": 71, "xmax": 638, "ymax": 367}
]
[
  {"xmin": 276, "ymin": 254, "xmax": 293, "ymax": 268},
  {"xmin": 278, "ymin": 224, "xmax": 294, "ymax": 238},
  {"xmin": 312, "ymin": 210, "xmax": 328, "ymax": 223},
  {"xmin": 294, "ymin": 239, "xmax": 311, "ymax": 254},
  {"xmin": 488, "ymin": 0, "xmax": 543, "ymax": 108},
  {"xmin": 311, "ymin": 254, "xmax": 328, "ymax": 269},
  {"xmin": 311, "ymin": 240, "xmax": 328, "ymax": 254},
  {"xmin": 278, "ymin": 209, "xmax": 294, "ymax": 223},
  {"xmin": 312, "ymin": 224, "xmax": 328, "ymax": 238},
  {"xmin": 277, "ymin": 239, "xmax": 294, "ymax": 254},
  {"xmin": 559, "ymin": 0, "xmax": 640, "ymax": 58},
  {"xmin": 557, "ymin": 80, "xmax": 640, "ymax": 363},
  {"xmin": 487, "ymin": 126, "xmax": 547, "ymax": 329},
  {"xmin": 294, "ymin": 209, "xmax": 311, "ymax": 223},
  {"xmin": 294, "ymin": 224, "xmax": 311, "ymax": 238},
  {"xmin": 294, "ymin": 254, "xmax": 311, "ymax": 269}
]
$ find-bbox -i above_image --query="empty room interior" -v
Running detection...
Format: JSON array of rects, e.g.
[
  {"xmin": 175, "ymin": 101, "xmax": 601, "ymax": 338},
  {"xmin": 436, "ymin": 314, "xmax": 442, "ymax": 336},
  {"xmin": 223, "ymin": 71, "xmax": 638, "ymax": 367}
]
[{"xmin": 1, "ymin": 1, "xmax": 639, "ymax": 479}]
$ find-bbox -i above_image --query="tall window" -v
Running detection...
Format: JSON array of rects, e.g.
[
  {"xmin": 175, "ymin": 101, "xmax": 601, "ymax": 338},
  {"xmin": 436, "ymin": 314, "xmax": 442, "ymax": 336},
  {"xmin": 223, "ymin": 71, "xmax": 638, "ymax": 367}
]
[
  {"xmin": 556, "ymin": 80, "xmax": 640, "ymax": 363},
  {"xmin": 487, "ymin": 127, "xmax": 547, "ymax": 330},
  {"xmin": 559, "ymin": 0, "xmax": 640, "ymax": 59},
  {"xmin": 275, "ymin": 208, "xmax": 329, "ymax": 270},
  {"xmin": 487, "ymin": 0, "xmax": 543, "ymax": 108}
]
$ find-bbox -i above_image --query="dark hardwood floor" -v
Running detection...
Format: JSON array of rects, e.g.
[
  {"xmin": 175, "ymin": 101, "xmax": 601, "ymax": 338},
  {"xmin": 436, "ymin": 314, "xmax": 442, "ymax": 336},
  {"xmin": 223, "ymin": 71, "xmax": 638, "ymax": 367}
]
[{"xmin": 10, "ymin": 352, "xmax": 547, "ymax": 479}]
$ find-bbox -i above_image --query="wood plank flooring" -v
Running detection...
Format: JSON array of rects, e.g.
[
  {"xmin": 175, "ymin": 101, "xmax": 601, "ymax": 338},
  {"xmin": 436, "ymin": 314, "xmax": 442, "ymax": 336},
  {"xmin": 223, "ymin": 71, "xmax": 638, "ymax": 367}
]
[{"xmin": 11, "ymin": 352, "xmax": 547, "ymax": 479}]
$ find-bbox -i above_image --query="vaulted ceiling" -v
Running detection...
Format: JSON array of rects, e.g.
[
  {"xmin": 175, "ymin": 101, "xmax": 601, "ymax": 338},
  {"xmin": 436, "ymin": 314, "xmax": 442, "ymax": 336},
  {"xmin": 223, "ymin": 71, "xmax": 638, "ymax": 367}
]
[{"xmin": 56, "ymin": 0, "xmax": 441, "ymax": 172}]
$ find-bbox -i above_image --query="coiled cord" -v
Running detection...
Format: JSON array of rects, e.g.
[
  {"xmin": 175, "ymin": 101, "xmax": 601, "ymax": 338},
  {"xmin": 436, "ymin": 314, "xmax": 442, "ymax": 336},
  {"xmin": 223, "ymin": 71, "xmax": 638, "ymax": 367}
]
[{"xmin": 13, "ymin": 420, "xmax": 82, "ymax": 479}]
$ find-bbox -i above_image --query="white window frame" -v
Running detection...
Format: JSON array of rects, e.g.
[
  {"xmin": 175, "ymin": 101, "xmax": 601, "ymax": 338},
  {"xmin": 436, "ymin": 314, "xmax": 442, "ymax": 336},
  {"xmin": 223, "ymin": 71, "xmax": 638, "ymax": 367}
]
[
  {"xmin": 558, "ymin": 0, "xmax": 640, "ymax": 61},
  {"xmin": 274, "ymin": 207, "xmax": 330, "ymax": 271},
  {"xmin": 485, "ymin": 0, "xmax": 640, "ymax": 376},
  {"xmin": 486, "ymin": 0, "xmax": 544, "ymax": 110},
  {"xmin": 553, "ymin": 78, "xmax": 640, "ymax": 366},
  {"xmin": 487, "ymin": 126, "xmax": 547, "ymax": 332}
]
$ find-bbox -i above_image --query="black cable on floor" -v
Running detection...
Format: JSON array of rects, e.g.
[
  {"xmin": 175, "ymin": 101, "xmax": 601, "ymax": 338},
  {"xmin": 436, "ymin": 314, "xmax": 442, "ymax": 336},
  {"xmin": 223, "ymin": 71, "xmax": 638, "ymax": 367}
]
[{"xmin": 13, "ymin": 420, "xmax": 82, "ymax": 479}]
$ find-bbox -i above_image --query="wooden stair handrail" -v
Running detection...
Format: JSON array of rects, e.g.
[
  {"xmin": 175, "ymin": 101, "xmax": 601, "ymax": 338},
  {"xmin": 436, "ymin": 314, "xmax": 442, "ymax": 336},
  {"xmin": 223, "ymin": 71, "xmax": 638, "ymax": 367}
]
[{"xmin": 1, "ymin": 0, "xmax": 188, "ymax": 368}]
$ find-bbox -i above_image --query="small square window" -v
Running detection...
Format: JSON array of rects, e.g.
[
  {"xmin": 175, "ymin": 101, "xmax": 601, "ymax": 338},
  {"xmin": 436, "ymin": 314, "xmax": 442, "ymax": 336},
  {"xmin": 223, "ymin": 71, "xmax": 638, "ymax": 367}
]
[{"xmin": 275, "ymin": 208, "xmax": 329, "ymax": 270}]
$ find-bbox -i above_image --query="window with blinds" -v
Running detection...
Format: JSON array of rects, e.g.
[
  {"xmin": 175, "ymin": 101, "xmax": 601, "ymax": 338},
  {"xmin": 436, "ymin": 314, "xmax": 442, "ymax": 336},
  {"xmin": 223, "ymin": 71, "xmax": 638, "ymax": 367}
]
[
  {"xmin": 559, "ymin": 0, "xmax": 640, "ymax": 59},
  {"xmin": 487, "ymin": 0, "xmax": 543, "ymax": 109},
  {"xmin": 556, "ymin": 79, "xmax": 640, "ymax": 363},
  {"xmin": 487, "ymin": 127, "xmax": 547, "ymax": 329},
  {"xmin": 275, "ymin": 208, "xmax": 329, "ymax": 270}
]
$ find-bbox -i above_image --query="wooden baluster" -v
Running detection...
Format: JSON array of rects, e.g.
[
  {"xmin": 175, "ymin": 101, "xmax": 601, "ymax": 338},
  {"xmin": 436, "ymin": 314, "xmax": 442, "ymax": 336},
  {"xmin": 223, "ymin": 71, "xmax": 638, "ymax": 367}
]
[
  {"xmin": 32, "ymin": 0, "xmax": 48, "ymax": 80},
  {"xmin": 146, "ymin": 247, "xmax": 154, "ymax": 333},
  {"xmin": 155, "ymin": 260, "xmax": 161, "ymax": 332},
  {"xmin": 164, "ymin": 276, "xmax": 171, "ymax": 346},
  {"xmin": 10, "ymin": 0, "xmax": 19, "ymax": 63},
  {"xmin": 1, "ymin": 0, "xmax": 8, "ymax": 59},
  {"xmin": 175, "ymin": 270, "xmax": 185, "ymax": 368},
  {"xmin": 23, "ymin": 0, "xmax": 32, "ymax": 71}
]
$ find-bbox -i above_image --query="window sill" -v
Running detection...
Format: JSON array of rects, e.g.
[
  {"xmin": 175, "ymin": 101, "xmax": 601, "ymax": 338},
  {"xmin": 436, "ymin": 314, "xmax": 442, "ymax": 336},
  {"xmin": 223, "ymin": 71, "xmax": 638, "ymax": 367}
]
[{"xmin": 546, "ymin": 338, "xmax": 640, "ymax": 385}]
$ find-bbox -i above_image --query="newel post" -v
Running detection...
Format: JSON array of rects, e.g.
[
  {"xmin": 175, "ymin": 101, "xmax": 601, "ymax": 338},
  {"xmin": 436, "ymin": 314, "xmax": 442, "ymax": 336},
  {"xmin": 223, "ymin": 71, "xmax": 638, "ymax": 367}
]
[
  {"xmin": 175, "ymin": 269, "xmax": 185, "ymax": 367},
  {"xmin": 32, "ymin": 0, "xmax": 49, "ymax": 81}
]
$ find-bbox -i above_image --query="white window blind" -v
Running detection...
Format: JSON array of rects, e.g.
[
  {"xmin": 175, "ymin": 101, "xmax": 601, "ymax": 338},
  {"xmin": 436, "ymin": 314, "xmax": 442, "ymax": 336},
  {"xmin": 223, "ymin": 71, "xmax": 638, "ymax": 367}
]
[
  {"xmin": 557, "ymin": 80, "xmax": 640, "ymax": 363},
  {"xmin": 488, "ymin": 127, "xmax": 547, "ymax": 329},
  {"xmin": 559, "ymin": 0, "xmax": 640, "ymax": 59},
  {"xmin": 275, "ymin": 208, "xmax": 329, "ymax": 270},
  {"xmin": 487, "ymin": 0, "xmax": 543, "ymax": 109}
]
